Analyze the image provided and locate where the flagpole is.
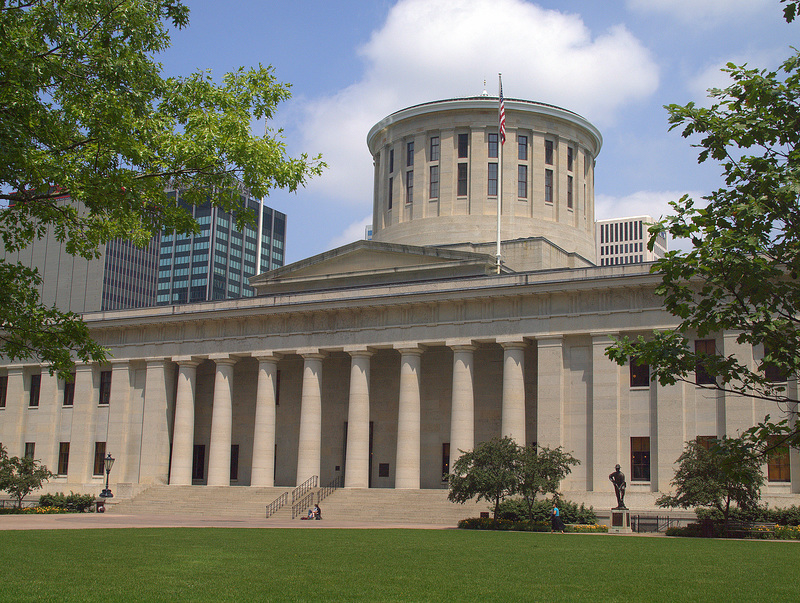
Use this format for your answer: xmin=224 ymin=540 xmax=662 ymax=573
xmin=496 ymin=74 xmax=504 ymax=274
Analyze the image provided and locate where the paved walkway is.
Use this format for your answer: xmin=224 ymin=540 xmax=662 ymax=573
xmin=0 ymin=513 xmax=459 ymax=531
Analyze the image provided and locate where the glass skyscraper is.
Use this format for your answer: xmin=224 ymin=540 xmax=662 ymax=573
xmin=156 ymin=189 xmax=286 ymax=305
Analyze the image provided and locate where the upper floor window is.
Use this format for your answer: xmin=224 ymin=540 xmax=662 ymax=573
xmin=457 ymin=163 xmax=468 ymax=196
xmin=518 ymin=135 xmax=528 ymax=160
xmin=387 ymin=177 xmax=393 ymax=210
xmin=429 ymin=136 xmax=439 ymax=162
xmin=767 ymin=436 xmax=790 ymax=482
xmin=763 ymin=344 xmax=789 ymax=383
xmin=429 ymin=165 xmax=439 ymax=199
xmin=518 ymin=165 xmax=528 ymax=199
xmin=487 ymin=163 xmax=498 ymax=196
xmin=63 ymin=374 xmax=75 ymax=407
xmin=29 ymin=374 xmax=41 ymax=407
xmin=458 ymin=133 xmax=469 ymax=159
xmin=405 ymin=170 xmax=413 ymax=204
xmin=567 ymin=147 xmax=574 ymax=171
xmin=544 ymin=169 xmax=553 ymax=204
xmin=406 ymin=141 xmax=414 ymax=167
xmin=389 ymin=148 xmax=394 ymax=173
xmin=99 ymin=370 xmax=112 ymax=405
xmin=545 ymin=140 xmax=554 ymax=165
xmin=0 ymin=375 xmax=6 ymax=408
xmin=567 ymin=176 xmax=574 ymax=209
xmin=488 ymin=133 xmax=498 ymax=159
xmin=694 ymin=339 xmax=716 ymax=385
xmin=630 ymin=358 xmax=649 ymax=388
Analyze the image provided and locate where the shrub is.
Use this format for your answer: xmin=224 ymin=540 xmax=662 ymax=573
xmin=496 ymin=498 xmax=597 ymax=524
xmin=38 ymin=491 xmax=95 ymax=512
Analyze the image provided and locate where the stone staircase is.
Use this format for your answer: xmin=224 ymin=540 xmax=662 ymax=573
xmin=108 ymin=486 xmax=291 ymax=518
xmin=107 ymin=485 xmax=489 ymax=524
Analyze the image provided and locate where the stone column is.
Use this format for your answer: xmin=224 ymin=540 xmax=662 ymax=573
xmin=207 ymin=357 xmax=236 ymax=486
xmin=395 ymin=347 xmax=422 ymax=489
xmin=536 ymin=336 xmax=564 ymax=449
xmin=591 ymin=333 xmax=620 ymax=494
xmin=140 ymin=359 xmax=172 ymax=485
xmin=345 ymin=350 xmax=372 ymax=488
xmin=1 ymin=367 xmax=25 ymax=457
xmin=36 ymin=369 xmax=60 ymax=470
xmin=251 ymin=354 xmax=280 ymax=487
xmin=501 ymin=342 xmax=527 ymax=444
xmin=449 ymin=344 xmax=476 ymax=469
xmin=70 ymin=364 xmax=97 ymax=484
xmin=296 ymin=353 xmax=324 ymax=486
xmin=169 ymin=359 xmax=200 ymax=486
xmin=721 ymin=330 xmax=755 ymax=437
xmin=106 ymin=361 xmax=133 ymax=484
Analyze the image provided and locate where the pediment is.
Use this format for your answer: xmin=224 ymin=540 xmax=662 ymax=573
xmin=250 ymin=240 xmax=502 ymax=295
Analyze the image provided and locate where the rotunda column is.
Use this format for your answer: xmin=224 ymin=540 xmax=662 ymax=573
xmin=296 ymin=353 xmax=324 ymax=486
xmin=207 ymin=357 xmax=236 ymax=486
xmin=501 ymin=342 xmax=527 ymax=444
xmin=345 ymin=350 xmax=372 ymax=488
xmin=395 ymin=347 xmax=422 ymax=489
xmin=449 ymin=344 xmax=476 ymax=469
xmin=251 ymin=354 xmax=281 ymax=487
xmin=169 ymin=359 xmax=200 ymax=486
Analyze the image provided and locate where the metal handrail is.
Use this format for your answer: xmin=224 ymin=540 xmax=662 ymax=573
xmin=317 ymin=474 xmax=343 ymax=502
xmin=292 ymin=491 xmax=317 ymax=519
xmin=265 ymin=492 xmax=288 ymax=518
xmin=291 ymin=475 xmax=318 ymax=504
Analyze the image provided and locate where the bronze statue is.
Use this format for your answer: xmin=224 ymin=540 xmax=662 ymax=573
xmin=608 ymin=464 xmax=627 ymax=509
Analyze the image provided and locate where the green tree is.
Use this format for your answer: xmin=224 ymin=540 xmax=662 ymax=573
xmin=516 ymin=445 xmax=579 ymax=521
xmin=657 ymin=438 xmax=764 ymax=532
xmin=0 ymin=445 xmax=54 ymax=508
xmin=0 ymin=1 xmax=323 ymax=379
xmin=447 ymin=436 xmax=519 ymax=521
xmin=606 ymin=2 xmax=800 ymax=451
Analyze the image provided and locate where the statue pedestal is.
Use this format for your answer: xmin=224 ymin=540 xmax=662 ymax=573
xmin=609 ymin=508 xmax=632 ymax=534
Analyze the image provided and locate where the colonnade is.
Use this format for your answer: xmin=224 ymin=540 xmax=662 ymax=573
xmin=167 ymin=340 xmax=530 ymax=489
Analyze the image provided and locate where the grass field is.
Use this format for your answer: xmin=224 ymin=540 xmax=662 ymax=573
xmin=0 ymin=528 xmax=796 ymax=602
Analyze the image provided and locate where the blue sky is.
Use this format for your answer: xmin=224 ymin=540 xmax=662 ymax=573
xmin=159 ymin=0 xmax=796 ymax=264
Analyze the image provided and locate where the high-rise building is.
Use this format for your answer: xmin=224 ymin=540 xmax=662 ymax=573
xmin=156 ymin=189 xmax=286 ymax=305
xmin=595 ymin=215 xmax=667 ymax=266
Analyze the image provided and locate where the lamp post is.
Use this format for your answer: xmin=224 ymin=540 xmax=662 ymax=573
xmin=99 ymin=452 xmax=115 ymax=498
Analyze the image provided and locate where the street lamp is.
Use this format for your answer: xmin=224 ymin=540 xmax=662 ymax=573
xmin=99 ymin=452 xmax=115 ymax=498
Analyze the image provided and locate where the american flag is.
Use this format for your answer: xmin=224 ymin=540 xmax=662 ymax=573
xmin=498 ymin=76 xmax=506 ymax=145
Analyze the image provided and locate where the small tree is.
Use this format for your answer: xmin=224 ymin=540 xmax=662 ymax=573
xmin=0 ymin=445 xmax=54 ymax=509
xmin=447 ymin=436 xmax=518 ymax=521
xmin=657 ymin=437 xmax=764 ymax=532
xmin=516 ymin=444 xmax=580 ymax=521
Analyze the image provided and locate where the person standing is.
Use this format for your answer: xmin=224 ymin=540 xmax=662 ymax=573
xmin=551 ymin=503 xmax=564 ymax=533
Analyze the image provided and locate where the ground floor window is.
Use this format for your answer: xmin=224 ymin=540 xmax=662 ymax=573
xmin=631 ymin=437 xmax=650 ymax=481
xmin=58 ymin=442 xmax=70 ymax=475
xmin=192 ymin=444 xmax=205 ymax=481
xmin=767 ymin=436 xmax=790 ymax=482
xmin=230 ymin=444 xmax=239 ymax=481
xmin=93 ymin=442 xmax=106 ymax=476
xmin=24 ymin=442 xmax=34 ymax=460
xmin=441 ymin=443 xmax=450 ymax=480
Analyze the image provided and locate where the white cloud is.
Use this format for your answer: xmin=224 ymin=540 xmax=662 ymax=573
xmin=326 ymin=214 xmax=373 ymax=250
xmin=294 ymin=0 xmax=659 ymax=207
xmin=687 ymin=49 xmax=789 ymax=105
xmin=626 ymin=0 xmax=772 ymax=21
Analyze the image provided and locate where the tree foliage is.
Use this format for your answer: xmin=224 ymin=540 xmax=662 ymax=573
xmin=0 ymin=445 xmax=54 ymax=508
xmin=606 ymin=2 xmax=800 ymax=449
xmin=0 ymin=1 xmax=323 ymax=378
xmin=447 ymin=437 xmax=579 ymax=521
xmin=657 ymin=438 xmax=764 ymax=530
xmin=448 ymin=437 xmax=519 ymax=521
xmin=516 ymin=445 xmax=580 ymax=521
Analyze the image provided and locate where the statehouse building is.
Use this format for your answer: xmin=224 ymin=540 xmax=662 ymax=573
xmin=1 ymin=96 xmax=797 ymax=510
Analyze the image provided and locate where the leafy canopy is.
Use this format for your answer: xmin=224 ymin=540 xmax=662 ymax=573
xmin=0 ymin=1 xmax=323 ymax=378
xmin=657 ymin=438 xmax=764 ymax=527
xmin=606 ymin=2 xmax=800 ymax=449
xmin=0 ymin=444 xmax=54 ymax=508
xmin=447 ymin=437 xmax=579 ymax=521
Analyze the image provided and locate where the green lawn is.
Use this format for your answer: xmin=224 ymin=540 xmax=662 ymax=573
xmin=0 ymin=529 xmax=795 ymax=602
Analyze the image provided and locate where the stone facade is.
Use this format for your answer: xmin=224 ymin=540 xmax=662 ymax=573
xmin=0 ymin=97 xmax=797 ymax=508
